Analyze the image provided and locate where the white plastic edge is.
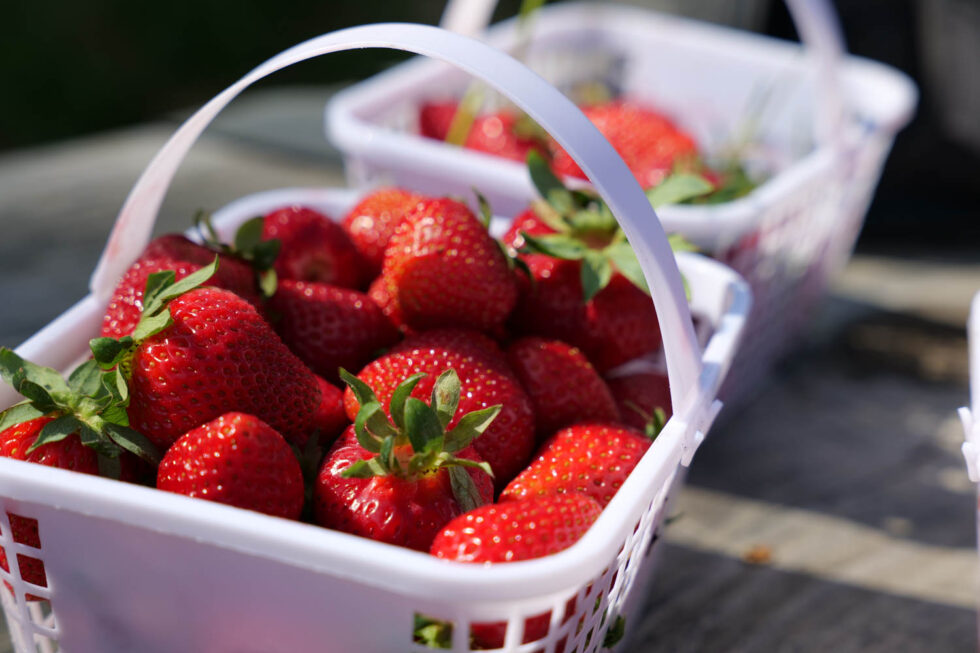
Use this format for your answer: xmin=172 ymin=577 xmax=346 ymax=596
xmin=439 ymin=0 xmax=847 ymax=143
xmin=88 ymin=22 xmax=701 ymax=407
xmin=960 ymin=291 xmax=980 ymax=483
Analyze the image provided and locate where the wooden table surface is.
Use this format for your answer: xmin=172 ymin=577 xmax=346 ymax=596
xmin=0 ymin=86 xmax=977 ymax=652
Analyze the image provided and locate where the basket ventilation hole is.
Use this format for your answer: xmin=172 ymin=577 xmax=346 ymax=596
xmin=1 ymin=514 xmax=48 ymax=601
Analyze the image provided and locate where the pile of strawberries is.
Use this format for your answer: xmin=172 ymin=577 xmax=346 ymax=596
xmin=0 ymin=161 xmax=691 ymax=646
xmin=421 ymin=97 xmax=723 ymax=193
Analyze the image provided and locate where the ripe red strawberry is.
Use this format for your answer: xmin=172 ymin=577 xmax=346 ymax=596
xmin=312 ymin=375 xmax=349 ymax=443
xmin=388 ymin=328 xmax=510 ymax=373
xmin=157 ymin=412 xmax=304 ymax=519
xmin=549 ymin=100 xmax=699 ymax=189
xmin=314 ymin=370 xmax=496 ymax=550
xmin=262 ymin=206 xmax=366 ymax=288
xmin=419 ymin=101 xmax=549 ymax=164
xmin=341 ymin=188 xmax=424 ymax=276
xmin=506 ymin=337 xmax=620 ymax=438
xmin=511 ymin=255 xmax=662 ymax=373
xmin=367 ymin=276 xmax=411 ymax=335
xmin=606 ymin=371 xmax=672 ymax=435
xmin=418 ymin=100 xmax=458 ymax=141
xmin=382 ymin=197 xmax=518 ymax=333
xmin=101 ymin=234 xmax=260 ymax=339
xmin=500 ymin=423 xmax=652 ymax=507
xmin=267 ymin=279 xmax=400 ymax=384
xmin=503 ymin=157 xmax=670 ymax=373
xmin=343 ymin=330 xmax=534 ymax=489
xmin=99 ymin=264 xmax=321 ymax=451
xmin=430 ymin=493 xmax=601 ymax=648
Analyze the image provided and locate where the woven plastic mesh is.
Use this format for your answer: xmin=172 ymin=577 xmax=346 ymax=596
xmin=0 ymin=510 xmax=58 ymax=652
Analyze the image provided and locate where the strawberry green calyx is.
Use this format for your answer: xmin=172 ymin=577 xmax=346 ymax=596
xmin=90 ymin=257 xmax=219 ymax=373
xmin=472 ymin=189 xmax=534 ymax=281
xmin=622 ymin=400 xmax=668 ymax=440
xmin=0 ymin=348 xmax=160 ymax=473
xmin=338 ymin=368 xmax=498 ymax=512
xmin=522 ymin=151 xmax=709 ymax=301
xmin=195 ymin=211 xmax=281 ymax=298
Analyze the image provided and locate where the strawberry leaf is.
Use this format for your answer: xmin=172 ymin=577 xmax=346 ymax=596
xmin=604 ymin=242 xmax=650 ymax=295
xmin=233 ymin=216 xmax=265 ymax=253
xmin=0 ymin=402 xmax=43 ymax=433
xmin=251 ymin=240 xmax=282 ymax=272
xmin=668 ymin=233 xmax=699 ymax=253
xmin=131 ymin=310 xmax=172 ymax=343
xmin=353 ymin=401 xmax=386 ymax=453
xmin=430 ymin=369 xmax=461 ymax=429
xmin=258 ymin=268 xmax=278 ymax=299
xmin=646 ymin=174 xmax=714 ymax=208
xmin=341 ymin=457 xmax=389 ymax=479
xmin=339 ymin=368 xmax=380 ymax=412
xmin=28 ymin=415 xmax=81 ymax=452
xmin=89 ymin=337 xmax=134 ymax=370
xmin=155 ymin=257 xmax=219 ymax=306
xmin=0 ymin=348 xmax=70 ymax=396
xmin=16 ymin=381 xmax=59 ymax=414
xmin=448 ymin=465 xmax=486 ymax=512
xmin=527 ymin=151 xmax=575 ymax=216
xmin=141 ymin=270 xmax=177 ymax=313
xmin=474 ymin=190 xmax=494 ymax=230
xmin=520 ymin=232 xmax=588 ymax=260
xmin=403 ymin=398 xmax=443 ymax=454
xmin=68 ymin=360 xmax=104 ymax=396
xmin=390 ymin=373 xmax=426 ymax=430
xmin=581 ymin=250 xmax=613 ymax=302
xmin=445 ymin=85 xmax=484 ymax=147
xmin=104 ymin=423 xmax=161 ymax=464
xmin=444 ymin=405 xmax=501 ymax=453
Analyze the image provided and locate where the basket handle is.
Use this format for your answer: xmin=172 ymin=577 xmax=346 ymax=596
xmin=89 ymin=22 xmax=702 ymax=411
xmin=439 ymin=0 xmax=847 ymax=145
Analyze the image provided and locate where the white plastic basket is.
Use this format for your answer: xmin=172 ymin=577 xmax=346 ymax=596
xmin=327 ymin=0 xmax=917 ymax=405
xmin=0 ymin=24 xmax=749 ymax=652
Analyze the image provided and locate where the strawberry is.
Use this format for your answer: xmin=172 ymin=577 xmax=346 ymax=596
xmin=91 ymin=261 xmax=321 ymax=451
xmin=465 ymin=111 xmax=549 ymax=163
xmin=382 ymin=197 xmax=518 ymax=333
xmin=430 ymin=493 xmax=602 ymax=648
xmin=418 ymin=100 xmax=458 ymax=141
xmin=101 ymin=234 xmax=260 ymax=339
xmin=606 ymin=371 xmax=672 ymax=436
xmin=504 ymin=154 xmax=714 ymax=372
xmin=262 ymin=206 xmax=366 ymax=288
xmin=367 ymin=276 xmax=411 ymax=335
xmin=157 ymin=412 xmax=304 ymax=519
xmin=512 ymin=255 xmax=662 ymax=373
xmin=267 ymin=279 xmax=400 ymax=384
xmin=387 ymin=328 xmax=510 ymax=373
xmin=343 ymin=330 xmax=534 ymax=489
xmin=314 ymin=369 xmax=496 ymax=550
xmin=549 ymin=100 xmax=700 ymax=189
xmin=341 ymin=188 xmax=424 ymax=276
xmin=419 ymin=101 xmax=549 ymax=164
xmin=506 ymin=337 xmax=620 ymax=438
xmin=312 ymin=375 xmax=349 ymax=444
xmin=500 ymin=423 xmax=652 ymax=507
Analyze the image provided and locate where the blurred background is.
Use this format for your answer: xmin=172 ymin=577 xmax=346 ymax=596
xmin=2 ymin=0 xmax=978 ymax=246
